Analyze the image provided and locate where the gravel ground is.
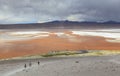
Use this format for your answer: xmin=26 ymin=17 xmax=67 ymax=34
xmin=1 ymin=55 xmax=120 ymax=76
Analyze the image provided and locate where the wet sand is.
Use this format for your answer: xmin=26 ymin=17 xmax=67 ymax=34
xmin=1 ymin=55 xmax=120 ymax=76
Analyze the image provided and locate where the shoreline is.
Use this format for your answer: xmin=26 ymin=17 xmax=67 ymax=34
xmin=1 ymin=50 xmax=120 ymax=61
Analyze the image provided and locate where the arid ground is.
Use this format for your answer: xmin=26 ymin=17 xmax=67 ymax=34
xmin=1 ymin=55 xmax=120 ymax=76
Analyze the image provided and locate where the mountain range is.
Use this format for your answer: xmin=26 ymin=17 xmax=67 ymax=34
xmin=0 ymin=21 xmax=120 ymax=29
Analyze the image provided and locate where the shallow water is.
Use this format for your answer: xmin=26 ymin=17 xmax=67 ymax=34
xmin=0 ymin=29 xmax=120 ymax=42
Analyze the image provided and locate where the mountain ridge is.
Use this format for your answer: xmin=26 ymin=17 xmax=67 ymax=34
xmin=0 ymin=21 xmax=120 ymax=29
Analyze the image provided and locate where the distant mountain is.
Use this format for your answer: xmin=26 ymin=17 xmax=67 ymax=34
xmin=46 ymin=20 xmax=98 ymax=24
xmin=101 ymin=21 xmax=120 ymax=24
xmin=0 ymin=21 xmax=120 ymax=29
xmin=47 ymin=20 xmax=120 ymax=24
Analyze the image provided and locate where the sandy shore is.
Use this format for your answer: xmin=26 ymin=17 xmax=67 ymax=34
xmin=1 ymin=55 xmax=120 ymax=76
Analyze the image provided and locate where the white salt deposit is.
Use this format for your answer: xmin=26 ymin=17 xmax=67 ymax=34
xmin=72 ymin=31 xmax=120 ymax=39
xmin=1 ymin=29 xmax=120 ymax=43
xmin=98 ymin=29 xmax=120 ymax=32
xmin=55 ymin=32 xmax=64 ymax=36
xmin=10 ymin=31 xmax=49 ymax=35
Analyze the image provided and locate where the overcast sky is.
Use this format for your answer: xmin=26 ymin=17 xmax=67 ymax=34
xmin=0 ymin=0 xmax=120 ymax=24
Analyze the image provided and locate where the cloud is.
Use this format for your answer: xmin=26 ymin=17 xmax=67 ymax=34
xmin=66 ymin=14 xmax=85 ymax=21
xmin=0 ymin=0 xmax=120 ymax=24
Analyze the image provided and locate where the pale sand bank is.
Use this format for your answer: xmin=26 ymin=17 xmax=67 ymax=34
xmin=1 ymin=55 xmax=120 ymax=76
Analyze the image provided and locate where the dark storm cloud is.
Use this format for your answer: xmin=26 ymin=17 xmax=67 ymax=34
xmin=0 ymin=0 xmax=120 ymax=24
